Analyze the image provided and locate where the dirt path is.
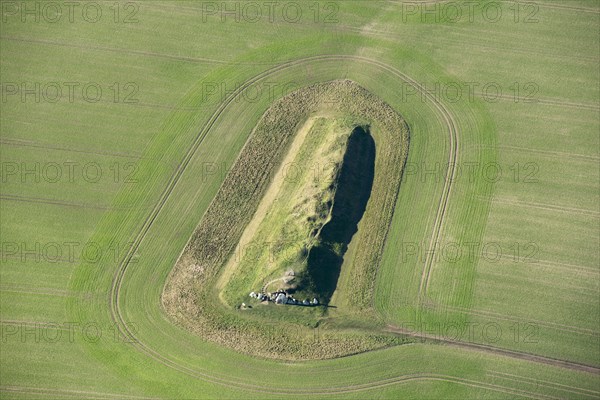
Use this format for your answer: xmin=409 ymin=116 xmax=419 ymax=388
xmin=261 ymin=277 xmax=287 ymax=294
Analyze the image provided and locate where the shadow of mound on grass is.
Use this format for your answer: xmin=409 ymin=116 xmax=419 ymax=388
xmin=300 ymin=125 xmax=375 ymax=304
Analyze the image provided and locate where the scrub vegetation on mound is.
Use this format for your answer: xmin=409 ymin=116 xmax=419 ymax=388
xmin=162 ymin=80 xmax=410 ymax=359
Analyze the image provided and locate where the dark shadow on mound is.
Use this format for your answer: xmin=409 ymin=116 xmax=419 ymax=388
xmin=301 ymin=126 xmax=375 ymax=304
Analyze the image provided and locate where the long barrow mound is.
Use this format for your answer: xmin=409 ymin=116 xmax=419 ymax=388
xmin=162 ymin=80 xmax=410 ymax=360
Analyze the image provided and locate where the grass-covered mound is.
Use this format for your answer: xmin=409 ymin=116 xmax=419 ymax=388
xmin=162 ymin=80 xmax=410 ymax=359
xmin=220 ymin=118 xmax=377 ymax=310
xmin=300 ymin=126 xmax=375 ymax=304
xmin=220 ymin=116 xmax=354 ymax=307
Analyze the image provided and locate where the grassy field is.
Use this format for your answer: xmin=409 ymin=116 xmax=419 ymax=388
xmin=1 ymin=0 xmax=599 ymax=398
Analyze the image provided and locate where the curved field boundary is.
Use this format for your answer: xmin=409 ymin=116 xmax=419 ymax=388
xmin=105 ymin=54 xmax=459 ymax=392
xmin=102 ymin=55 xmax=594 ymax=394
xmin=408 ymin=77 xmax=457 ymax=298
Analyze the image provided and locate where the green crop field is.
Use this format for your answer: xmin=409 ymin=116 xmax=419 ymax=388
xmin=1 ymin=1 xmax=599 ymax=398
